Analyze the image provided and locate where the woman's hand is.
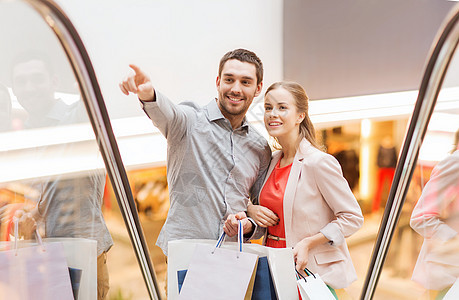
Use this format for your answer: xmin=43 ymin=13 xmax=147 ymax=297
xmin=293 ymin=238 xmax=312 ymax=273
xmin=293 ymin=233 xmax=329 ymax=273
xmin=247 ymin=203 xmax=279 ymax=228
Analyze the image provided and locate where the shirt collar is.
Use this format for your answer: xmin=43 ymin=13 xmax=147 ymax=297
xmin=27 ymin=99 xmax=69 ymax=127
xmin=206 ymin=98 xmax=250 ymax=132
xmin=46 ymin=99 xmax=70 ymax=122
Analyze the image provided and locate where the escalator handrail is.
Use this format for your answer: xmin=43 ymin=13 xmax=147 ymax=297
xmin=361 ymin=3 xmax=459 ymax=299
xmin=24 ymin=0 xmax=162 ymax=299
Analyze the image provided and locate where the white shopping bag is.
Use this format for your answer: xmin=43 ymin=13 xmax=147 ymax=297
xmin=178 ymin=243 xmax=257 ymax=299
xmin=168 ymin=236 xmax=297 ymax=300
xmin=0 ymin=236 xmax=97 ymax=300
xmin=444 ymin=278 xmax=459 ymax=300
xmin=0 ymin=219 xmax=74 ymax=300
xmin=0 ymin=242 xmax=74 ymax=300
xmin=45 ymin=237 xmax=97 ymax=300
xmin=178 ymin=221 xmax=258 ymax=300
xmin=296 ymin=269 xmax=336 ymax=300
xmin=266 ymin=247 xmax=298 ymax=300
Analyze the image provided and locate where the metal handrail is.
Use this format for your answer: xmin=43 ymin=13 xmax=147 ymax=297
xmin=23 ymin=0 xmax=162 ymax=299
xmin=360 ymin=3 xmax=459 ymax=299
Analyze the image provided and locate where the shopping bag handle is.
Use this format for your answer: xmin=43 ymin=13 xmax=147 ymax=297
xmin=13 ymin=216 xmax=19 ymax=254
xmin=12 ymin=216 xmax=45 ymax=255
xmin=295 ymin=268 xmax=316 ymax=282
xmin=213 ymin=220 xmax=243 ymax=255
xmin=215 ymin=231 xmax=226 ymax=249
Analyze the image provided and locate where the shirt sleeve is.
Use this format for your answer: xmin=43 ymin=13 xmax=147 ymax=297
xmin=249 ymin=143 xmax=272 ymax=205
xmin=314 ymin=154 xmax=364 ymax=246
xmin=245 ymin=145 xmax=271 ymax=240
xmin=410 ymin=153 xmax=459 ymax=241
xmin=141 ymin=91 xmax=193 ymax=142
xmin=247 ymin=217 xmax=267 ymax=241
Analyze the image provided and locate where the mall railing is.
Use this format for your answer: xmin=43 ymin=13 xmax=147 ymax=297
xmin=22 ymin=0 xmax=162 ymax=299
xmin=361 ymin=3 xmax=459 ymax=299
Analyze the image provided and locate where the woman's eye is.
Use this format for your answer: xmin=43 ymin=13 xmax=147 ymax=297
xmin=265 ymin=107 xmax=272 ymax=111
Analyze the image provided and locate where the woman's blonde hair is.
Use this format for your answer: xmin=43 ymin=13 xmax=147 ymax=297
xmin=265 ymin=81 xmax=322 ymax=150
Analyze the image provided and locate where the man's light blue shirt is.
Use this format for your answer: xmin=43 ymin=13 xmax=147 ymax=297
xmin=142 ymin=92 xmax=271 ymax=255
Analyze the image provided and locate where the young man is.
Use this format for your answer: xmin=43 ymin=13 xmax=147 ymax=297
xmin=120 ymin=48 xmax=272 ymax=255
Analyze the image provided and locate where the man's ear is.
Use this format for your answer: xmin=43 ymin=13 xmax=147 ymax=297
xmin=216 ymin=76 xmax=221 ymax=88
xmin=254 ymin=82 xmax=263 ymax=97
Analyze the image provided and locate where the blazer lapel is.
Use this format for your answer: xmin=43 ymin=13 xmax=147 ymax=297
xmin=283 ymin=139 xmax=313 ymax=245
xmin=283 ymin=153 xmax=303 ymax=245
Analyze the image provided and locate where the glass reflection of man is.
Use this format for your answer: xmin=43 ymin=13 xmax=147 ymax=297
xmin=410 ymin=129 xmax=459 ymax=299
xmin=0 ymin=83 xmax=12 ymax=132
xmin=11 ymin=52 xmax=113 ymax=300
xmin=11 ymin=52 xmax=84 ymax=128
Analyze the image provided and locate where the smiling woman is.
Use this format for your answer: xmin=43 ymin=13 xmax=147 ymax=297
xmin=225 ymin=81 xmax=364 ymax=298
xmin=264 ymin=81 xmax=321 ymax=152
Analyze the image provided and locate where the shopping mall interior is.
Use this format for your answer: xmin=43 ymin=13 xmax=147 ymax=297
xmin=1 ymin=0 xmax=459 ymax=299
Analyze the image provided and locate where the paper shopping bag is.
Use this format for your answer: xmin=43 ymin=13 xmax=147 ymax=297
xmin=169 ymin=238 xmax=297 ymax=300
xmin=444 ymin=278 xmax=459 ymax=300
xmin=0 ymin=242 xmax=74 ymax=300
xmin=0 ymin=237 xmax=98 ymax=299
xmin=177 ymin=257 xmax=270 ymax=300
xmin=177 ymin=269 xmax=188 ymax=293
xmin=178 ymin=243 xmax=258 ymax=299
xmin=178 ymin=221 xmax=258 ymax=300
xmin=245 ymin=256 xmax=258 ymax=300
xmin=68 ymin=267 xmax=83 ymax=300
xmin=266 ymin=247 xmax=298 ymax=300
xmin=252 ymin=256 xmax=277 ymax=300
xmin=296 ymin=269 xmax=336 ymax=300
xmin=45 ymin=238 xmax=97 ymax=300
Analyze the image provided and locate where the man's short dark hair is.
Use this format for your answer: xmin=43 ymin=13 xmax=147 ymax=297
xmin=218 ymin=49 xmax=263 ymax=85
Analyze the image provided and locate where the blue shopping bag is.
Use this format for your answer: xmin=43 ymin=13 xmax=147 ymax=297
xmin=177 ymin=269 xmax=187 ymax=293
xmin=252 ymin=256 xmax=277 ymax=300
xmin=68 ymin=267 xmax=83 ymax=300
